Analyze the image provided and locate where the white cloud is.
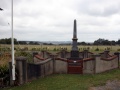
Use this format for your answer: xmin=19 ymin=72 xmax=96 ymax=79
xmin=0 ymin=0 xmax=120 ymax=42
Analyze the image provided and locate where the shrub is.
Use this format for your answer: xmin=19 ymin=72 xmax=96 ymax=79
xmin=15 ymin=51 xmax=33 ymax=63
xmin=106 ymin=47 xmax=110 ymax=50
xmin=95 ymin=48 xmax=99 ymax=51
xmin=53 ymin=48 xmax=56 ymax=51
xmin=117 ymin=49 xmax=120 ymax=51
xmin=0 ymin=65 xmax=9 ymax=78
xmin=87 ymin=47 xmax=90 ymax=50
xmin=31 ymin=48 xmax=36 ymax=51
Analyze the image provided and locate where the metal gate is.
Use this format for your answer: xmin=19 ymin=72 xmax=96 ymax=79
xmin=67 ymin=60 xmax=83 ymax=74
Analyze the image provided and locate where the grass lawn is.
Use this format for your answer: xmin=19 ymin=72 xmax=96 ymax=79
xmin=2 ymin=69 xmax=120 ymax=90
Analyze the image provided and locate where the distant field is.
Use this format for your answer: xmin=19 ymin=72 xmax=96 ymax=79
xmin=0 ymin=44 xmax=119 ymax=66
xmin=0 ymin=44 xmax=120 ymax=52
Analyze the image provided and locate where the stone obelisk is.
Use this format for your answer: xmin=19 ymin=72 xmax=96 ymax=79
xmin=71 ymin=19 xmax=79 ymax=59
xmin=72 ymin=19 xmax=78 ymax=51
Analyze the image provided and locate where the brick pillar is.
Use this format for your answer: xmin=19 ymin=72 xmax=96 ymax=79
xmin=16 ymin=56 xmax=27 ymax=85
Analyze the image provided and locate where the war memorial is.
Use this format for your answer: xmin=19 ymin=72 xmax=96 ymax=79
xmin=7 ymin=19 xmax=120 ymax=85
xmin=0 ymin=19 xmax=120 ymax=87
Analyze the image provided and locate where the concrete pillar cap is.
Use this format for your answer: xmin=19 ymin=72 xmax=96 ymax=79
xmin=16 ymin=56 xmax=27 ymax=61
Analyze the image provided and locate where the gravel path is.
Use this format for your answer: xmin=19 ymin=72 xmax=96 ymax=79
xmin=89 ymin=80 xmax=120 ymax=90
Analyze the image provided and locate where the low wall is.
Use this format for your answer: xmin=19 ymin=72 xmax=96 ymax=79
xmin=95 ymin=55 xmax=118 ymax=73
xmin=83 ymin=59 xmax=95 ymax=74
xmin=83 ymin=54 xmax=119 ymax=74
xmin=55 ymin=59 xmax=67 ymax=74
xmin=33 ymin=55 xmax=119 ymax=75
xmin=14 ymin=52 xmax=119 ymax=85
xmin=27 ymin=58 xmax=53 ymax=81
xmin=27 ymin=63 xmax=41 ymax=80
xmin=34 ymin=58 xmax=53 ymax=77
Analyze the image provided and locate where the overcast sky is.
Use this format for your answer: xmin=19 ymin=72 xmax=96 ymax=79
xmin=0 ymin=0 xmax=120 ymax=42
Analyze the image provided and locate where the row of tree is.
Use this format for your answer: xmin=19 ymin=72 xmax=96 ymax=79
xmin=78 ymin=38 xmax=120 ymax=45
xmin=0 ymin=38 xmax=18 ymax=44
xmin=0 ymin=38 xmax=120 ymax=45
xmin=93 ymin=38 xmax=117 ymax=45
xmin=0 ymin=38 xmax=53 ymax=45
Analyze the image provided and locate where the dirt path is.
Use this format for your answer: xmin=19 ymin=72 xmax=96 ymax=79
xmin=89 ymin=80 xmax=120 ymax=90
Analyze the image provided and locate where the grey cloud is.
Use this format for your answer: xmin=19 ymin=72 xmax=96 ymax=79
xmin=75 ymin=0 xmax=120 ymax=17
xmin=0 ymin=18 xmax=8 ymax=26
xmin=0 ymin=0 xmax=10 ymax=9
xmin=0 ymin=0 xmax=120 ymax=42
xmin=77 ymin=33 xmax=119 ymax=42
xmin=0 ymin=26 xmax=11 ymax=39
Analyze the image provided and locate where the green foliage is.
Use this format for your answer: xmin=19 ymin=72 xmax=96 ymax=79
xmin=31 ymin=47 xmax=42 ymax=51
xmin=56 ymin=49 xmax=59 ymax=51
xmin=0 ymin=38 xmax=18 ymax=44
xmin=106 ymin=47 xmax=111 ymax=51
xmin=31 ymin=48 xmax=37 ymax=51
xmin=42 ymin=47 xmax=48 ymax=51
xmin=37 ymin=48 xmax=41 ymax=51
xmin=94 ymin=38 xmax=116 ymax=45
xmin=53 ymin=48 xmax=56 ymax=51
xmin=87 ymin=47 xmax=90 ymax=50
xmin=117 ymin=49 xmax=120 ymax=51
xmin=117 ymin=39 xmax=120 ymax=44
xmin=15 ymin=51 xmax=33 ymax=63
xmin=0 ymin=47 xmax=10 ymax=51
xmin=0 ymin=65 xmax=9 ymax=78
xmin=95 ymin=48 xmax=99 ymax=51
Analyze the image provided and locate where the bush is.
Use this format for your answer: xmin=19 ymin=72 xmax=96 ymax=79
xmin=31 ymin=48 xmax=36 ymax=51
xmin=0 ymin=65 xmax=9 ymax=78
xmin=107 ymin=47 xmax=110 ymax=50
xmin=15 ymin=51 xmax=33 ymax=63
xmin=87 ymin=47 xmax=90 ymax=50
xmin=95 ymin=48 xmax=99 ymax=51
xmin=37 ymin=48 xmax=41 ymax=51
xmin=53 ymin=48 xmax=56 ymax=51
xmin=117 ymin=49 xmax=120 ymax=51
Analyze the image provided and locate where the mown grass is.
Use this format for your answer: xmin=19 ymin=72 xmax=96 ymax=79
xmin=2 ymin=69 xmax=120 ymax=90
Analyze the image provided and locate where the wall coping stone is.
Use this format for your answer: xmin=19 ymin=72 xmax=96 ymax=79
xmin=16 ymin=56 xmax=27 ymax=61
xmin=35 ymin=58 xmax=52 ymax=65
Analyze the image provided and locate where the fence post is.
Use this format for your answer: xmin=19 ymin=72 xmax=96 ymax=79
xmin=114 ymin=52 xmax=120 ymax=68
xmin=16 ymin=56 xmax=27 ymax=85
